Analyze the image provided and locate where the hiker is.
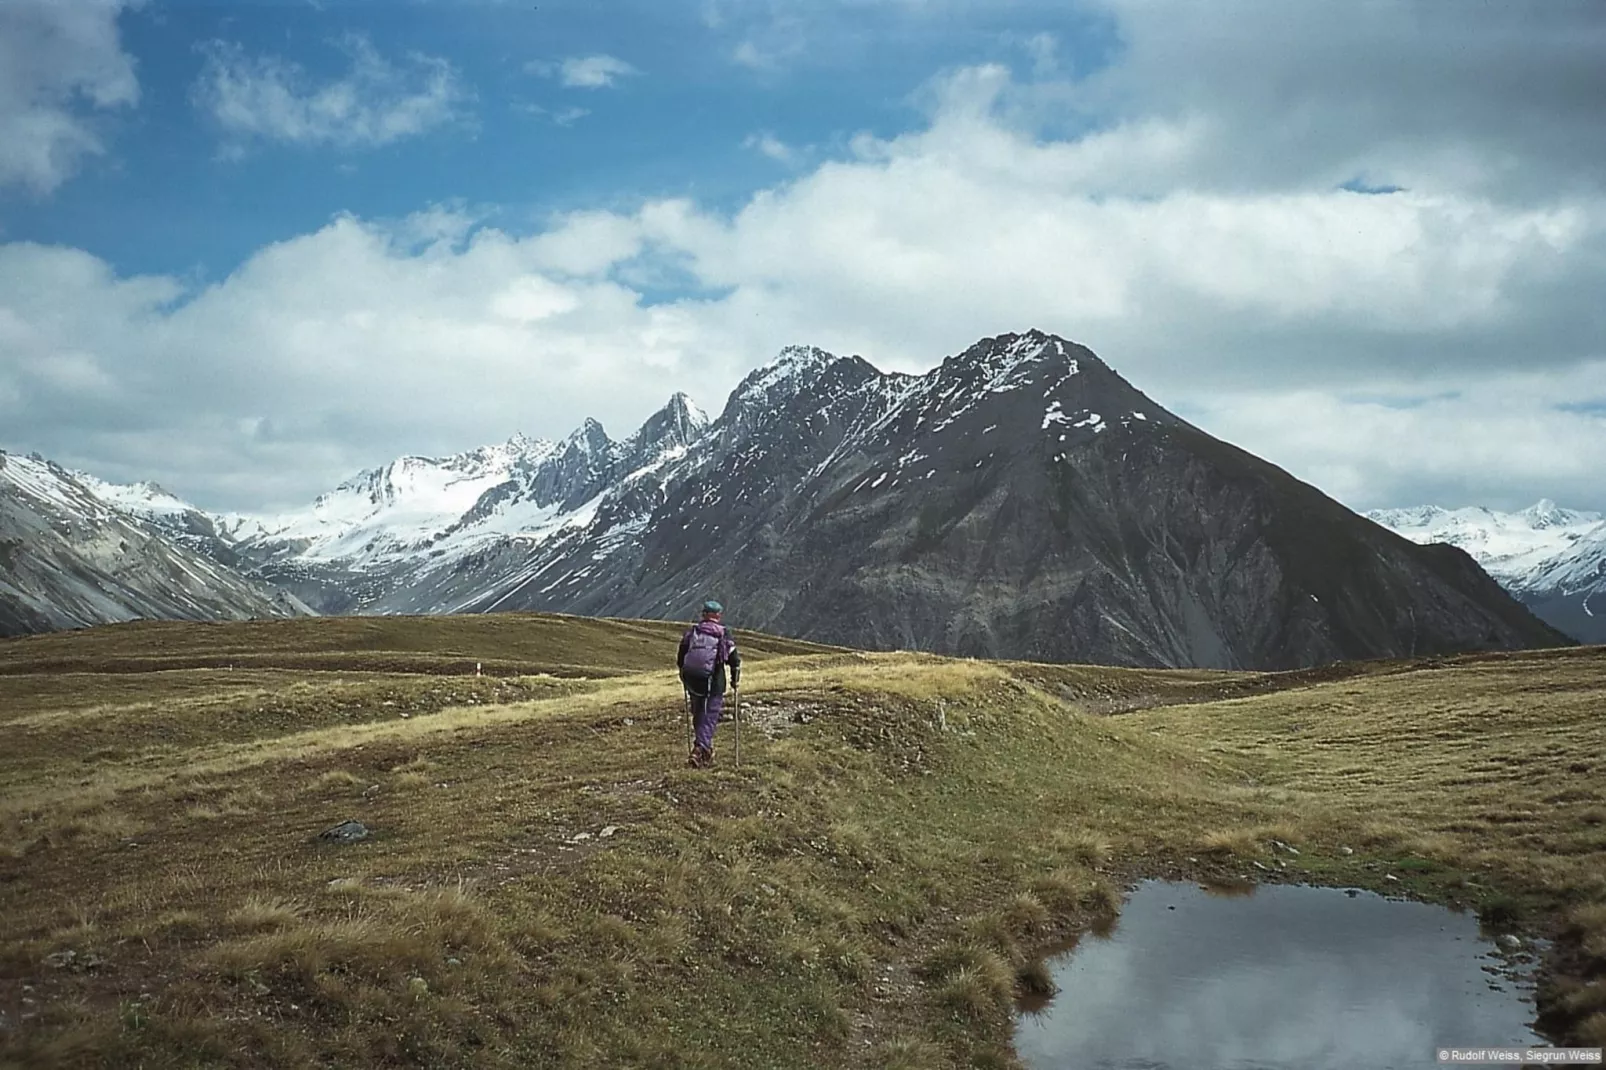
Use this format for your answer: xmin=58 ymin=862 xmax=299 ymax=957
xmin=678 ymin=600 xmax=742 ymax=768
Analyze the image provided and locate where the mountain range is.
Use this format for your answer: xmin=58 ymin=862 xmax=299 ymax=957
xmin=0 ymin=452 xmax=307 ymax=635
xmin=1369 ymin=502 xmax=1606 ymax=644
xmin=1 ymin=330 xmax=1575 ymax=667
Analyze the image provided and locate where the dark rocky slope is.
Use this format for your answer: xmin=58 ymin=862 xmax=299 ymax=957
xmin=425 ymin=331 xmax=1566 ymax=669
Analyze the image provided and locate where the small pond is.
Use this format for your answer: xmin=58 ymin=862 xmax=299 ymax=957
xmin=1016 ymin=880 xmax=1546 ymax=1070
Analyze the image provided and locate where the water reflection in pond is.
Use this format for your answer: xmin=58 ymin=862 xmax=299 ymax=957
xmin=1016 ymin=881 xmax=1545 ymax=1070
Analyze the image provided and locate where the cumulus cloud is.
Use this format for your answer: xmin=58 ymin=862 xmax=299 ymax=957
xmin=192 ymin=35 xmax=469 ymax=151
xmin=1074 ymin=0 xmax=1606 ymax=201
xmin=3 ymin=0 xmax=1603 ymax=513
xmin=1190 ymin=363 xmax=1606 ymax=512
xmin=527 ymin=54 xmax=640 ymax=89
xmin=0 ymin=0 xmax=140 ymax=194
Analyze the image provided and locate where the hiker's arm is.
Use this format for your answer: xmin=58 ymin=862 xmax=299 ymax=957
xmin=728 ymin=645 xmax=742 ymax=687
xmin=677 ymin=632 xmax=690 ymax=670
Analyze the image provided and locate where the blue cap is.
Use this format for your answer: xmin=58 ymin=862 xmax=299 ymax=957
xmin=702 ymin=599 xmax=723 ymax=614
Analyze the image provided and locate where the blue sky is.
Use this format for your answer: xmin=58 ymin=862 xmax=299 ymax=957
xmin=2 ymin=0 xmax=1604 ymax=513
xmin=8 ymin=0 xmax=1117 ymax=282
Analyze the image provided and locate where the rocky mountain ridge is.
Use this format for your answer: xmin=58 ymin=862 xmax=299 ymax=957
xmin=0 ymin=451 xmax=308 ymax=636
xmin=2 ymin=330 xmax=1572 ymax=665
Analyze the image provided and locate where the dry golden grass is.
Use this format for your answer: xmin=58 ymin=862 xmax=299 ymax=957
xmin=1051 ymin=828 xmax=1113 ymax=865
xmin=0 ymin=617 xmax=1601 ymax=1067
xmin=226 ymin=898 xmax=302 ymax=934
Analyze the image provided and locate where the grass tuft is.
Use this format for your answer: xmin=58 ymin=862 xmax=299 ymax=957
xmin=1566 ymin=902 xmax=1606 ymax=961
xmin=1002 ymin=892 xmax=1051 ymax=936
xmin=227 ymin=897 xmax=302 ymax=934
xmin=1082 ymin=879 xmax=1123 ymax=916
xmin=1016 ymin=957 xmax=1058 ymax=998
xmin=1198 ymin=828 xmax=1262 ymax=857
xmin=936 ymin=955 xmax=1015 ymax=1021
xmin=874 ymin=1035 xmax=947 ymax=1070
xmin=1030 ymin=867 xmax=1093 ymax=914
xmin=1052 ymin=828 xmax=1112 ymax=865
xmin=309 ymin=770 xmax=366 ymax=792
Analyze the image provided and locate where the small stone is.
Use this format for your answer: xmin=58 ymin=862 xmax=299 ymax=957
xmin=327 ymin=877 xmax=362 ymax=891
xmin=1338 ymin=846 xmax=1354 ymax=856
xmin=1497 ymin=934 xmax=1522 ymax=951
xmin=599 ymin=826 xmax=619 ymax=839
xmin=362 ymin=784 xmax=381 ymax=797
xmin=44 ymin=950 xmax=76 ymax=969
xmin=408 ymin=977 xmax=429 ymax=999
xmin=1186 ymin=857 xmax=1199 ymax=864
xmin=572 ymin=832 xmax=593 ymax=842
xmin=318 ymin=820 xmax=370 ymax=843
xmin=1384 ymin=874 xmax=1400 ymax=882
xmin=446 ymin=957 xmax=462 ymax=967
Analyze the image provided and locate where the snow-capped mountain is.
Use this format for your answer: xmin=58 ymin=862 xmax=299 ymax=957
xmin=228 ymin=432 xmax=561 ymax=565
xmin=5 ymin=330 xmax=1571 ymax=663
xmin=1368 ymin=502 xmax=1606 ymax=643
xmin=0 ymin=451 xmax=308 ymax=636
xmin=216 ymin=330 xmax=1562 ymax=668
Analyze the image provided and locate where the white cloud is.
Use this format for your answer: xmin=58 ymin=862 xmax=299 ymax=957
xmin=1074 ymin=0 xmax=1606 ymax=201
xmin=743 ymin=131 xmax=796 ymax=163
xmin=528 ymin=54 xmax=640 ymax=90
xmin=732 ymin=41 xmax=772 ymax=69
xmin=192 ymin=35 xmax=469 ymax=151
xmin=4 ymin=3 xmax=1604 ymax=514
xmin=0 ymin=0 xmax=140 ymax=194
xmin=1191 ymin=366 xmax=1606 ymax=512
xmin=518 ymin=102 xmax=591 ymax=126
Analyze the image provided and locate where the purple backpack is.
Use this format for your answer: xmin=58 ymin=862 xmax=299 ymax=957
xmin=681 ymin=621 xmax=727 ymax=680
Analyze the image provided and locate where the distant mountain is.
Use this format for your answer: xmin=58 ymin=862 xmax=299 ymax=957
xmin=219 ymin=330 xmax=1565 ymax=669
xmin=0 ymin=451 xmax=309 ymax=637
xmin=1368 ymin=502 xmax=1606 ymax=643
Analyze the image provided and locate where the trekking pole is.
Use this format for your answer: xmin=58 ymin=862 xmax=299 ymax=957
xmin=684 ymin=687 xmax=693 ymax=756
xmin=734 ymin=686 xmax=741 ymax=768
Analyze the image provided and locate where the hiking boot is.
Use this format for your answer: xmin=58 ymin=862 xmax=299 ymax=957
xmin=687 ymin=744 xmax=714 ymax=769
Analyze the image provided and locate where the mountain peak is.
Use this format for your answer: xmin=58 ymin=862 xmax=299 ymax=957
xmin=1522 ymin=498 xmax=1564 ymax=527
xmin=721 ymin=345 xmax=881 ymax=433
xmin=664 ymin=391 xmax=710 ymax=429
xmin=735 ymin=345 xmax=845 ymax=397
xmin=562 ymin=418 xmax=613 ymax=455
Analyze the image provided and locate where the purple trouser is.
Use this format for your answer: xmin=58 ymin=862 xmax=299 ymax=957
xmin=691 ymin=691 xmax=725 ymax=750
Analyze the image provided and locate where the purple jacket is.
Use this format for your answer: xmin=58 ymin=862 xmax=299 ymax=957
xmin=678 ymin=619 xmax=742 ymax=695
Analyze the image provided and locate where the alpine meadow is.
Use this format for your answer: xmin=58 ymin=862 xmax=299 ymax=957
xmin=1 ymin=617 xmax=1604 ymax=1067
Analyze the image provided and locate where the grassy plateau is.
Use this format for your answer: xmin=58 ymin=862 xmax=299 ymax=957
xmin=0 ymin=614 xmax=1603 ymax=1068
